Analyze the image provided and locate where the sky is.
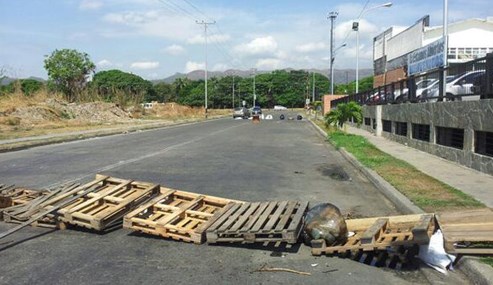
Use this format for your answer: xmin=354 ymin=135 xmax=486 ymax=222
xmin=1 ymin=0 xmax=492 ymax=80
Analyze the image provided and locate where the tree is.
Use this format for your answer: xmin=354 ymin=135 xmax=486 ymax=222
xmin=44 ymin=49 xmax=95 ymax=101
xmin=324 ymin=101 xmax=362 ymax=130
xmin=153 ymin=82 xmax=175 ymax=102
xmin=92 ymin=69 xmax=153 ymax=103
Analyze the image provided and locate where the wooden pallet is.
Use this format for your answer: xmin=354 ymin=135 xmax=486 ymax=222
xmin=206 ymin=201 xmax=308 ymax=244
xmin=436 ymin=208 xmax=493 ymax=255
xmin=58 ymin=175 xmax=159 ymax=231
xmin=0 ymin=185 xmax=48 ymax=209
xmin=311 ymin=213 xmax=435 ymax=256
xmin=123 ymin=188 xmax=240 ymax=244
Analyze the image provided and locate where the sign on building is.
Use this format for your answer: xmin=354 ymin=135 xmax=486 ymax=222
xmin=408 ymin=37 xmax=445 ymax=75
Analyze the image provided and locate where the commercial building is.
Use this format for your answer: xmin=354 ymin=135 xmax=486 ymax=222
xmin=373 ymin=16 xmax=493 ymax=87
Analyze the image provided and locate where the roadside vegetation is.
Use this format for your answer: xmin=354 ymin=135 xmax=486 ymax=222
xmin=320 ymin=102 xmax=484 ymax=213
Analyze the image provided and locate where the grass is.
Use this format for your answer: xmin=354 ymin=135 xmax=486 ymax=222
xmin=482 ymin=257 xmax=493 ymax=267
xmin=315 ymin=121 xmax=485 ymax=213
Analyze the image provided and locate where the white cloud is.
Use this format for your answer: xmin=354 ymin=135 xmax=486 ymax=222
xmin=163 ymin=44 xmax=185 ymax=55
xmin=79 ymin=0 xmax=103 ymax=10
xmin=185 ymin=61 xmax=205 ymax=73
xmin=97 ymin=59 xmax=113 ymax=68
xmin=130 ymin=61 xmax=160 ymax=70
xmin=187 ymin=34 xmax=231 ymax=45
xmin=234 ymin=36 xmax=278 ymax=57
xmin=256 ymin=58 xmax=282 ymax=70
xmin=295 ymin=42 xmax=328 ymax=53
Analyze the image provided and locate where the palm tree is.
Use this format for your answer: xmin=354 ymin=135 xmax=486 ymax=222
xmin=324 ymin=101 xmax=362 ymax=131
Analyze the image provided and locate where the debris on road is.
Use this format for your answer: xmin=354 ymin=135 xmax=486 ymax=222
xmin=206 ymin=201 xmax=308 ymax=245
xmin=436 ymin=208 xmax=493 ymax=255
xmin=254 ymin=264 xmax=311 ymax=276
xmin=124 ymin=188 xmax=240 ymax=244
xmin=302 ymin=203 xmax=348 ymax=246
xmin=0 ymin=184 xmax=48 ymax=210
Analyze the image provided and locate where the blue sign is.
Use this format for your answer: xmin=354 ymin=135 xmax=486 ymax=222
xmin=408 ymin=38 xmax=445 ymax=75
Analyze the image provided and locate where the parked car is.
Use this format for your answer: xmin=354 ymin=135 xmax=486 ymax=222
xmin=273 ymin=105 xmax=287 ymax=110
xmin=395 ymin=79 xmax=438 ymax=103
xmin=233 ymin=107 xmax=250 ymax=119
xmin=422 ymin=70 xmax=485 ymax=102
xmin=471 ymin=72 xmax=493 ymax=99
xmin=251 ymin=106 xmax=262 ymax=115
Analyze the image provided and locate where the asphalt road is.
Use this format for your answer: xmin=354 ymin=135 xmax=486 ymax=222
xmin=0 ymin=111 xmax=469 ymax=284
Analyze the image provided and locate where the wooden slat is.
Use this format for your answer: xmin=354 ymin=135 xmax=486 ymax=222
xmin=227 ymin=202 xmax=260 ymax=232
xmin=217 ymin=202 xmax=250 ymax=232
xmin=274 ymin=201 xmax=297 ymax=231
xmin=250 ymin=202 xmax=278 ymax=233
xmin=239 ymin=202 xmax=269 ymax=232
xmin=286 ymin=201 xmax=308 ymax=232
xmin=360 ymin=218 xmax=388 ymax=244
xmin=262 ymin=201 xmax=288 ymax=232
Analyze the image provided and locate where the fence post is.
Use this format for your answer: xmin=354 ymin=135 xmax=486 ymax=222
xmin=485 ymin=53 xmax=493 ymax=99
xmin=408 ymin=76 xmax=416 ymax=102
xmin=438 ymin=67 xmax=444 ymax=102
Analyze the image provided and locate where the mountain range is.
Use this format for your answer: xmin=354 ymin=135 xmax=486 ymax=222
xmin=152 ymin=68 xmax=373 ymax=85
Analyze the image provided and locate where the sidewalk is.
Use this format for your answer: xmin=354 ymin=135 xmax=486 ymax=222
xmin=346 ymin=125 xmax=493 ymax=209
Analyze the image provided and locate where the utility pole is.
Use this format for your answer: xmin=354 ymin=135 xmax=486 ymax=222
xmin=312 ymin=72 xmax=315 ymax=102
xmin=232 ymin=74 xmax=235 ymax=109
xmin=196 ymin=20 xmax=215 ymax=118
xmin=443 ymin=0 xmax=448 ymax=99
xmin=328 ymin=12 xmax=338 ymax=95
xmin=253 ymin=69 xmax=257 ymax=107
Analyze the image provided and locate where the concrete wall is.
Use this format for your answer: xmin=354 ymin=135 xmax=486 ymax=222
xmin=360 ymin=100 xmax=493 ymax=174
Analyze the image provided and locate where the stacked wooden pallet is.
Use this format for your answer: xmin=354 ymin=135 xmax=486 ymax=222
xmin=124 ymin=188 xmax=240 ymax=244
xmin=0 ymin=184 xmax=49 ymax=209
xmin=436 ymin=208 xmax=493 ymax=255
xmin=206 ymin=201 xmax=308 ymax=244
xmin=1 ymin=183 xmax=80 ymax=228
xmin=311 ymin=213 xmax=435 ymax=256
xmin=58 ymin=175 xmax=160 ymax=231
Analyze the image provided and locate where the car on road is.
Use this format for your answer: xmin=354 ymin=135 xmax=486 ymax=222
xmin=273 ymin=105 xmax=287 ymax=110
xmin=251 ymin=106 xmax=262 ymax=115
xmin=233 ymin=107 xmax=250 ymax=119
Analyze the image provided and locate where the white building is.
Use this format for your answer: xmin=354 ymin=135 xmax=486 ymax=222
xmin=373 ymin=16 xmax=493 ymax=87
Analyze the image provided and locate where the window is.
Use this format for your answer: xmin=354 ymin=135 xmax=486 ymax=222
xmin=475 ymin=131 xmax=493 ymax=157
xmin=364 ymin=117 xmax=371 ymax=126
xmin=382 ymin=120 xmax=392 ymax=133
xmin=372 ymin=119 xmax=377 ymax=130
xmin=436 ymin=127 xmax=464 ymax=150
xmin=395 ymin=122 xmax=407 ymax=136
xmin=412 ymin=124 xmax=430 ymax=142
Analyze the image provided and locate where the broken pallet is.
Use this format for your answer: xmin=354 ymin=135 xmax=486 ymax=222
xmin=436 ymin=208 xmax=493 ymax=255
xmin=206 ymin=201 xmax=308 ymax=244
xmin=123 ymin=188 xmax=240 ymax=244
xmin=58 ymin=175 xmax=160 ymax=231
xmin=311 ymin=213 xmax=435 ymax=256
xmin=0 ymin=185 xmax=48 ymax=209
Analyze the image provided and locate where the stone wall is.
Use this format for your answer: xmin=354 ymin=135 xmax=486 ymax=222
xmin=360 ymin=100 xmax=493 ymax=174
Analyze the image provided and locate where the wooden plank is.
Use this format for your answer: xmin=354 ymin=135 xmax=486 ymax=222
xmin=286 ymin=201 xmax=308 ymax=232
xmin=250 ymin=202 xmax=278 ymax=233
xmin=239 ymin=202 xmax=269 ymax=232
xmin=262 ymin=201 xmax=288 ymax=232
xmin=217 ymin=202 xmax=251 ymax=232
xmin=227 ymin=202 xmax=260 ymax=233
xmin=274 ymin=201 xmax=297 ymax=232
xmin=207 ymin=203 xmax=243 ymax=232
xmin=360 ymin=219 xmax=388 ymax=244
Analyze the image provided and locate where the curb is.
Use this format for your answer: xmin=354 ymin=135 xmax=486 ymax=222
xmin=308 ymin=119 xmax=492 ymax=284
xmin=0 ymin=117 xmax=225 ymax=153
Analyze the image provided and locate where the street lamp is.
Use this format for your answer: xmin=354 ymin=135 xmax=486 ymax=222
xmin=328 ymin=11 xmax=338 ymax=95
xmin=331 ymin=43 xmax=347 ymax=95
xmin=353 ymin=2 xmax=392 ymax=94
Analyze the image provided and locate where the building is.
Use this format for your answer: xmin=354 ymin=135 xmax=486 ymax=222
xmin=373 ymin=16 xmax=493 ymax=87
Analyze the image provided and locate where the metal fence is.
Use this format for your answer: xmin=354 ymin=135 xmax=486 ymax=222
xmin=332 ymin=53 xmax=493 ymax=108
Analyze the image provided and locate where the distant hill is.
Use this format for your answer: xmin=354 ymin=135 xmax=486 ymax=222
xmin=153 ymin=68 xmax=373 ymax=85
xmin=0 ymin=76 xmax=46 ymax=86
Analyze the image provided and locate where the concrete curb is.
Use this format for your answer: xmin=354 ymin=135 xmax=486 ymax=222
xmin=0 ymin=117 xmax=225 ymax=153
xmin=308 ymin=119 xmax=492 ymax=284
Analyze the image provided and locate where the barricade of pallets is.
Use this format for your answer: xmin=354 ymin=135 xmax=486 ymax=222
xmin=436 ymin=208 xmax=493 ymax=255
xmin=311 ymin=213 xmax=435 ymax=256
xmin=123 ymin=188 xmax=240 ymax=244
xmin=0 ymin=185 xmax=48 ymax=209
xmin=58 ymin=175 xmax=159 ymax=231
xmin=206 ymin=201 xmax=308 ymax=244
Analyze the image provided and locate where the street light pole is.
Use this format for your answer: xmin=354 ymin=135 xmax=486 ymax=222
xmin=443 ymin=0 xmax=448 ymax=98
xmin=253 ymin=69 xmax=257 ymax=107
xmin=312 ymin=72 xmax=315 ymax=102
xmin=353 ymin=2 xmax=392 ymax=94
xmin=329 ymin=11 xmax=338 ymax=95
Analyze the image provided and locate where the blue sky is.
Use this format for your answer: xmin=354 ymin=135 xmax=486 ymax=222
xmin=1 ymin=0 xmax=492 ymax=80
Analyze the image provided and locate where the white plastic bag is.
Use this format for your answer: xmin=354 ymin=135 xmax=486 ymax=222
xmin=418 ymin=229 xmax=456 ymax=274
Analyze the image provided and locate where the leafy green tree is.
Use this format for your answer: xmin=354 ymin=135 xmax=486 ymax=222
xmin=335 ymin=76 xmax=374 ymax=95
xmin=20 ymin=79 xmax=44 ymax=95
xmin=44 ymin=49 xmax=95 ymax=101
xmin=324 ymin=101 xmax=362 ymax=130
xmin=91 ymin=69 xmax=154 ymax=102
xmin=153 ymin=82 xmax=175 ymax=102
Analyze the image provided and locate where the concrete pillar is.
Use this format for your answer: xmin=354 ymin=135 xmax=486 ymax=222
xmin=375 ymin=105 xmax=382 ymax=137
xmin=464 ymin=127 xmax=475 ymax=154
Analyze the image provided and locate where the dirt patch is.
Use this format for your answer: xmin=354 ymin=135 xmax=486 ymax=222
xmin=316 ymin=164 xmax=351 ymax=181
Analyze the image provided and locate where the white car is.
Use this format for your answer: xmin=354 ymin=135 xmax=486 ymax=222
xmin=273 ymin=105 xmax=287 ymax=110
xmin=422 ymin=71 xmax=485 ymax=102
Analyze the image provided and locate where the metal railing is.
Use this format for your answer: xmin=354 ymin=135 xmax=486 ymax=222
xmin=332 ymin=53 xmax=493 ymax=108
